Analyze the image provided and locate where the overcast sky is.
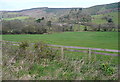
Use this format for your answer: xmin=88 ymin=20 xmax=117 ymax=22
xmin=0 ymin=0 xmax=119 ymax=11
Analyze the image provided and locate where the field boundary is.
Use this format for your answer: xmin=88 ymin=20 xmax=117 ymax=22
xmin=2 ymin=40 xmax=119 ymax=56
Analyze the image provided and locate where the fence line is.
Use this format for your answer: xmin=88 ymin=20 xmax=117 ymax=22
xmin=47 ymin=44 xmax=120 ymax=53
xmin=64 ymin=49 xmax=118 ymax=56
xmin=2 ymin=40 xmax=119 ymax=56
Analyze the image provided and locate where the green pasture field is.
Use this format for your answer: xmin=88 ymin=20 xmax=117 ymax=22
xmin=7 ymin=12 xmax=19 ymax=14
xmin=2 ymin=32 xmax=119 ymax=50
xmin=3 ymin=16 xmax=29 ymax=20
xmin=92 ymin=12 xmax=119 ymax=24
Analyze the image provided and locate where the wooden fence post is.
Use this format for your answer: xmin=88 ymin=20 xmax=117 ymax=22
xmin=94 ymin=54 xmax=96 ymax=62
xmin=61 ymin=46 xmax=64 ymax=60
xmin=88 ymin=48 xmax=92 ymax=61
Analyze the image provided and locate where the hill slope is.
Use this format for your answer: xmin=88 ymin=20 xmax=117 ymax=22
xmin=82 ymin=2 xmax=119 ymax=15
xmin=1 ymin=2 xmax=119 ymax=20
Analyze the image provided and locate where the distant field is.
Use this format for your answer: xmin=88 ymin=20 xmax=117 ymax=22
xmin=2 ymin=32 xmax=118 ymax=50
xmin=92 ymin=12 xmax=119 ymax=24
xmin=7 ymin=12 xmax=19 ymax=14
xmin=3 ymin=16 xmax=29 ymax=20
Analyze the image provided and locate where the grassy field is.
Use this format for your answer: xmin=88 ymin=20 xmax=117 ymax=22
xmin=7 ymin=12 xmax=19 ymax=14
xmin=92 ymin=12 xmax=119 ymax=24
xmin=2 ymin=32 xmax=118 ymax=50
xmin=3 ymin=16 xmax=29 ymax=20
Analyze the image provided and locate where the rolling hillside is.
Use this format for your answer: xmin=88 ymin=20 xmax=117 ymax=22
xmin=82 ymin=2 xmax=119 ymax=15
xmin=1 ymin=2 xmax=119 ymax=21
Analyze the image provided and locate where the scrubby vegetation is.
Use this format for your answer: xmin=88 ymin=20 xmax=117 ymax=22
xmin=2 ymin=41 xmax=118 ymax=80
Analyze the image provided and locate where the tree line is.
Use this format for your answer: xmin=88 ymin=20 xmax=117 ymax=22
xmin=2 ymin=19 xmax=119 ymax=34
xmin=2 ymin=17 xmax=76 ymax=34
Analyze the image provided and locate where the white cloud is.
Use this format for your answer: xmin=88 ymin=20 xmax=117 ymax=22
xmin=1 ymin=0 xmax=118 ymax=2
xmin=0 ymin=0 xmax=119 ymax=4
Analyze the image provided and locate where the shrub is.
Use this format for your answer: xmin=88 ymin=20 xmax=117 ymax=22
xmin=33 ymin=42 xmax=60 ymax=61
xmin=100 ymin=63 xmax=114 ymax=75
xmin=19 ymin=41 xmax=29 ymax=50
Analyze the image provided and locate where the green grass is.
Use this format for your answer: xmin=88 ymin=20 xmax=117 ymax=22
xmin=92 ymin=12 xmax=119 ymax=24
xmin=2 ymin=32 xmax=118 ymax=50
xmin=7 ymin=12 xmax=19 ymax=14
xmin=3 ymin=16 xmax=29 ymax=20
